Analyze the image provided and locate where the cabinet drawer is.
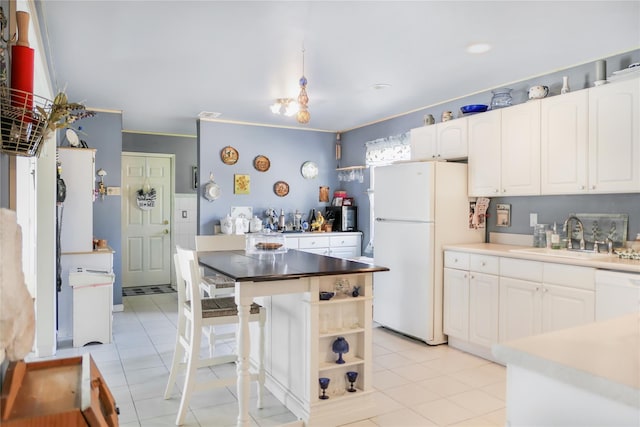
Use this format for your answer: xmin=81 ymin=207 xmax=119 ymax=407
xmin=329 ymin=235 xmax=360 ymax=247
xmin=444 ymin=251 xmax=470 ymax=269
xmin=500 ymin=257 xmax=543 ymax=282
xmin=470 ymin=254 xmax=499 ymax=275
xmin=284 ymin=237 xmax=299 ymax=249
xmin=543 ymin=263 xmax=595 ymax=290
xmin=298 ymin=236 xmax=330 ymax=249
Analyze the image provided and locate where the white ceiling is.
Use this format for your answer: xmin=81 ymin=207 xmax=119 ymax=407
xmin=34 ymin=1 xmax=640 ymax=136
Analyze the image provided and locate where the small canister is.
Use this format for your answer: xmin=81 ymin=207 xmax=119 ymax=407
xmin=441 ymin=111 xmax=454 ymax=122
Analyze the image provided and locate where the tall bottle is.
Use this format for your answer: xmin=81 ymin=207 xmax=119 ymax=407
xmin=278 ymin=209 xmax=286 ymax=231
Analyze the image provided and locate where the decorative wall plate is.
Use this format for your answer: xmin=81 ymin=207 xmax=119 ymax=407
xmin=66 ymin=129 xmax=80 ymax=147
xmin=253 ymin=155 xmax=270 ymax=172
xmin=301 ymin=161 xmax=318 ymax=179
xmin=273 ymin=181 xmax=289 ymax=197
xmin=221 ymin=146 xmax=239 ymax=165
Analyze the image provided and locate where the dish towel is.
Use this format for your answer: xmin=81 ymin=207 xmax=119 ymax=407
xmin=0 ymin=209 xmax=35 ymax=364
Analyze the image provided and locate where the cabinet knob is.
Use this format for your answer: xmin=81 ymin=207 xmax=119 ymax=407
xmin=494 ymin=189 xmax=499 ymax=193
xmin=579 ymin=185 xmax=585 ymax=190
xmin=543 ymin=287 xmax=549 ymax=293
xmin=502 ymin=189 xmax=506 ymax=193
xmin=481 ymin=261 xmax=486 ymax=266
xmin=592 ymin=185 xmax=596 ymax=190
xmin=535 ymin=286 xmax=540 ymax=291
xmin=470 ymin=275 xmax=475 ymax=279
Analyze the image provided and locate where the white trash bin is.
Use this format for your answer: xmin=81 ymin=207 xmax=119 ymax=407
xmin=69 ymin=266 xmax=115 ymax=347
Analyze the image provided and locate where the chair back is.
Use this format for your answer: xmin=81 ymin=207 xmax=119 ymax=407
xmin=195 ymin=234 xmax=245 ymax=252
xmin=175 ymin=246 xmax=203 ymax=318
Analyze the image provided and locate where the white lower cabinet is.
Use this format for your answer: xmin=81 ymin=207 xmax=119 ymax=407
xmin=469 ymin=272 xmax=499 ymax=347
xmin=443 ymin=267 xmax=470 ymax=340
xmin=444 ymin=252 xmax=499 ymax=356
xmin=499 ymin=258 xmax=595 ymax=342
xmin=286 ymin=232 xmax=362 ymax=259
xmin=444 ymin=250 xmax=596 ymax=359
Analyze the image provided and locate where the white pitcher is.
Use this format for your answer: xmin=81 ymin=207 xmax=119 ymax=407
xmin=220 ymin=214 xmax=233 ymax=235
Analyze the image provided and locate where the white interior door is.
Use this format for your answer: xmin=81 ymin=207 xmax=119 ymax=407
xmin=121 ymin=154 xmax=173 ymax=287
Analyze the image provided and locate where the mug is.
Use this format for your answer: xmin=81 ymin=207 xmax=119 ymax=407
xmin=528 ymin=85 xmax=549 ymax=100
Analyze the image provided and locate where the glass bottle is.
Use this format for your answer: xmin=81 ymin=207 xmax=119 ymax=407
xmin=561 ymin=76 xmax=570 ymax=94
xmin=490 ymin=88 xmax=513 ymax=109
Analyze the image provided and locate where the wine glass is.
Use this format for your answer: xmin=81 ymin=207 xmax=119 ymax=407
xmin=319 ymin=377 xmax=330 ymax=400
xmin=346 ymin=371 xmax=358 ymax=392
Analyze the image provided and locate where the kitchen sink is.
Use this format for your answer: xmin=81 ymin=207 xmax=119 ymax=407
xmin=509 ymin=247 xmax=614 ymax=260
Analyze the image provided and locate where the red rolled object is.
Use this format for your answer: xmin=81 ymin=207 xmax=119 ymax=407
xmin=10 ymin=45 xmax=35 ymax=116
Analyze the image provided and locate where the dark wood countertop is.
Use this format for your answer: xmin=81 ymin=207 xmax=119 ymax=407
xmin=198 ymin=249 xmax=388 ymax=282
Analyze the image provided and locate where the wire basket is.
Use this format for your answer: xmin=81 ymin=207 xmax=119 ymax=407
xmin=1 ymin=87 xmax=53 ymax=157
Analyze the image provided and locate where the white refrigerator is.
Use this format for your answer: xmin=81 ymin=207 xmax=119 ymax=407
xmin=373 ymin=161 xmax=483 ymax=344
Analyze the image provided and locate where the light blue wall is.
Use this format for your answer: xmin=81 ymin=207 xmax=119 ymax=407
xmin=73 ymin=112 xmax=124 ymax=305
xmin=197 ymin=121 xmax=338 ymax=234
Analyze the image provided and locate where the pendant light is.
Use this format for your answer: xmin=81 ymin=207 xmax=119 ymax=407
xmin=296 ymin=48 xmax=310 ymax=124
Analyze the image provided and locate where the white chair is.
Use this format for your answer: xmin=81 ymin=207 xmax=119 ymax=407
xmin=195 ymin=234 xmax=246 ymax=298
xmin=195 ymin=234 xmax=245 ymax=356
xmin=164 ymin=246 xmax=265 ymax=426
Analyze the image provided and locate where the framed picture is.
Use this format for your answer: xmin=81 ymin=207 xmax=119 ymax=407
xmin=234 ymin=174 xmax=250 ymax=195
xmin=319 ymin=186 xmax=329 ymax=203
xmin=342 ymin=197 xmax=354 ymax=206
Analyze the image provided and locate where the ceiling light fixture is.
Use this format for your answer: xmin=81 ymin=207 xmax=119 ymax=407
xmin=296 ymin=47 xmax=310 ymax=124
xmin=466 ymin=42 xmax=492 ymax=54
xmin=270 ymin=98 xmax=298 ymax=116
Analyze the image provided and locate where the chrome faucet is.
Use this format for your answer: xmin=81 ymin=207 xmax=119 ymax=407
xmin=563 ymin=215 xmax=585 ymax=250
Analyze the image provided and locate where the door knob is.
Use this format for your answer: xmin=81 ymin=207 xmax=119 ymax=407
xmin=163 ymin=229 xmax=169 ymax=234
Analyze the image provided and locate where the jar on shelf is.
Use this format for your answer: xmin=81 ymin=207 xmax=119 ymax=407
xmin=490 ymin=88 xmax=513 ymax=109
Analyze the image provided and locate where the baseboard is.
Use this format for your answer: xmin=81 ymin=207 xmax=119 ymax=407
xmin=113 ymin=304 xmax=124 ymax=312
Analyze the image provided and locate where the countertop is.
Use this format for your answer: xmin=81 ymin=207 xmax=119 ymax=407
xmin=198 ymin=249 xmax=388 ymax=282
xmin=443 ymin=243 xmax=640 ymax=273
xmin=492 ymin=313 xmax=640 ymax=407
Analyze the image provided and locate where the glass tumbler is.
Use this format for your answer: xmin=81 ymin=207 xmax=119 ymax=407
xmin=533 ymin=224 xmax=548 ymax=248
xmin=490 ymin=88 xmax=513 ymax=109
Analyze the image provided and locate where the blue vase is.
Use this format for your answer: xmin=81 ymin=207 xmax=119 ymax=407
xmin=332 ymin=337 xmax=349 ymax=364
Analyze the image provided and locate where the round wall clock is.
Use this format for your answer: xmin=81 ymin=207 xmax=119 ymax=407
xmin=253 ymin=155 xmax=270 ymax=172
xmin=273 ymin=181 xmax=290 ymax=197
xmin=221 ymin=146 xmax=239 ymax=165
xmin=301 ymin=161 xmax=318 ymax=179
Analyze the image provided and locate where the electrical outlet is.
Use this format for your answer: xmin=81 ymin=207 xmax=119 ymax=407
xmin=530 ymin=213 xmax=538 ymax=227
xmin=182 ymin=210 xmax=188 ymax=219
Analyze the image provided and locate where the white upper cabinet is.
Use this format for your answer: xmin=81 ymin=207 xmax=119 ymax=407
xmin=501 ymin=101 xmax=541 ymax=196
xmin=540 ymin=90 xmax=589 ymax=194
xmin=468 ymin=102 xmax=541 ymax=197
xmin=410 ymin=118 xmax=468 ymax=161
xmin=588 ymin=77 xmax=640 ymax=193
xmin=468 ymin=109 xmax=502 ymax=196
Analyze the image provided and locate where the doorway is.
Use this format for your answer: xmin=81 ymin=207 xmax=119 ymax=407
xmin=121 ymin=153 xmax=174 ymax=287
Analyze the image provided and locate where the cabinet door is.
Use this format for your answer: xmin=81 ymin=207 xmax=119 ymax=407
xmin=501 ymin=101 xmax=541 ymax=195
xmin=499 ymin=277 xmax=541 ymax=342
xmin=588 ymin=78 xmax=640 ymax=193
xmin=541 ymin=90 xmax=589 ymax=194
xmin=443 ymin=268 xmax=469 ymax=340
xmin=410 ymin=125 xmax=437 ymax=160
xmin=469 ymin=273 xmax=499 ymax=348
xmin=437 ymin=118 xmax=468 ymax=159
xmin=541 ymin=284 xmax=594 ymax=333
xmin=468 ymin=109 xmax=501 ymax=196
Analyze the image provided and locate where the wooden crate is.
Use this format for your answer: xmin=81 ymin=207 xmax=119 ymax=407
xmin=0 ymin=354 xmax=118 ymax=426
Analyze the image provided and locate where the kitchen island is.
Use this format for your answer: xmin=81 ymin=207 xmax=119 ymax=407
xmin=493 ymin=313 xmax=640 ymax=426
xmin=198 ymin=249 xmax=388 ymax=427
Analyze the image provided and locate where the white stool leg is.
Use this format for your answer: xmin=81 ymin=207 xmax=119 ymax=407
xmin=164 ymin=308 xmax=187 ymax=399
xmin=257 ymin=309 xmax=266 ymax=409
xmin=176 ymin=319 xmax=202 ymax=426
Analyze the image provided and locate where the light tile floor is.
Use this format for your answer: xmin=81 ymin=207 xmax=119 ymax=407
xmin=28 ymin=293 xmax=506 ymax=426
